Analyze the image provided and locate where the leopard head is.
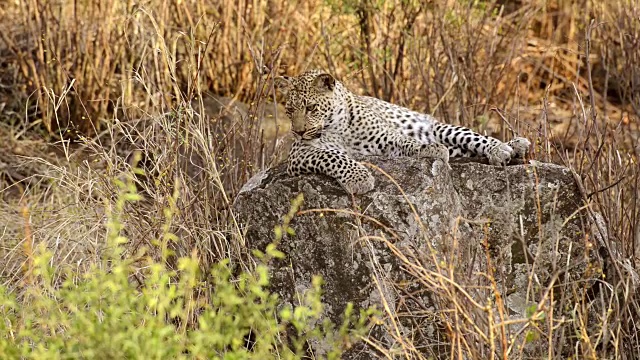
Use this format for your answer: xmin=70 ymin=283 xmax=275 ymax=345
xmin=274 ymin=70 xmax=336 ymax=140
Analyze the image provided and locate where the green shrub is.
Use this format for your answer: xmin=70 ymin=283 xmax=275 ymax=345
xmin=0 ymin=169 xmax=375 ymax=359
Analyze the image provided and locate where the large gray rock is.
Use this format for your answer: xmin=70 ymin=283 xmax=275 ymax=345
xmin=233 ymin=157 xmax=605 ymax=359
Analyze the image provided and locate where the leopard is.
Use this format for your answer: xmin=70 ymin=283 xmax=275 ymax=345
xmin=275 ymin=69 xmax=531 ymax=195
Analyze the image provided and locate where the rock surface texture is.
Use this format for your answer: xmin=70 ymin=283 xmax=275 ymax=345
xmin=233 ymin=157 xmax=604 ymax=359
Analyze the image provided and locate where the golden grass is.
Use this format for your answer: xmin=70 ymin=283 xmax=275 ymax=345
xmin=0 ymin=0 xmax=638 ymax=358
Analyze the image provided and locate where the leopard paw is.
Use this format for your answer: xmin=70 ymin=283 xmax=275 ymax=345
xmin=507 ymin=137 xmax=531 ymax=159
xmin=342 ymin=172 xmax=375 ymax=195
xmin=487 ymin=143 xmax=514 ymax=166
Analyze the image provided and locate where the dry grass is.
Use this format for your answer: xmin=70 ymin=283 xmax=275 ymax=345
xmin=0 ymin=0 xmax=639 ymax=358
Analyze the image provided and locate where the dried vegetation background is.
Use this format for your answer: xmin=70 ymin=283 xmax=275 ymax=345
xmin=0 ymin=0 xmax=639 ymax=358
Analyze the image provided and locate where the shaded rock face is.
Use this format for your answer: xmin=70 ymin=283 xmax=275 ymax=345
xmin=233 ymin=157 xmax=603 ymax=358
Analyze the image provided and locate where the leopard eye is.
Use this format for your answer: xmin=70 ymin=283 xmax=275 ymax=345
xmin=306 ymin=104 xmax=317 ymax=112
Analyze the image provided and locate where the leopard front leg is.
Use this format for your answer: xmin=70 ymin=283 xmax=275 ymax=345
xmin=287 ymin=142 xmax=375 ymax=195
xmin=429 ymin=123 xmax=530 ymax=166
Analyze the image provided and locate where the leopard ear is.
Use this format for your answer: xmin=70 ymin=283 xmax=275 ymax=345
xmin=312 ymin=73 xmax=336 ymax=92
xmin=274 ymin=76 xmax=293 ymax=95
